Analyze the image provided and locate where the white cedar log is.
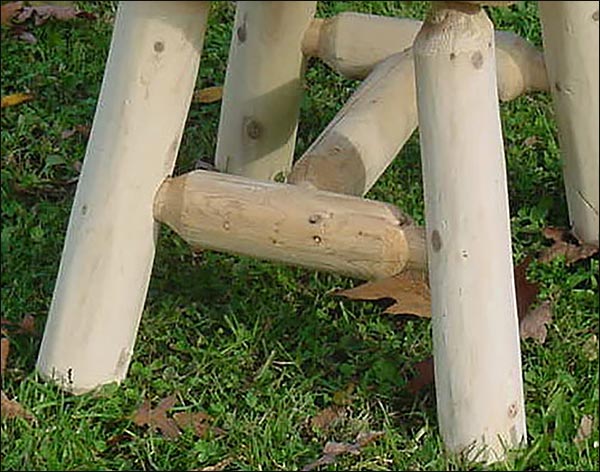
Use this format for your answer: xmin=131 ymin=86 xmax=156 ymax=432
xmin=36 ymin=1 xmax=210 ymax=394
xmin=539 ymin=1 xmax=599 ymax=246
xmin=290 ymin=24 xmax=548 ymax=196
xmin=413 ymin=2 xmax=526 ymax=463
xmin=301 ymin=12 xmax=422 ymax=80
xmin=215 ymin=1 xmax=316 ymax=181
xmin=153 ymin=170 xmax=426 ymax=280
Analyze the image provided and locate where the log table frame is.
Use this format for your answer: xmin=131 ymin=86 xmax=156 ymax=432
xmin=37 ymin=0 xmax=599 ymax=464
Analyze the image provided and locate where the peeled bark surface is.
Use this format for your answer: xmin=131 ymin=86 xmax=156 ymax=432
xmin=36 ymin=1 xmax=210 ymax=394
xmin=414 ymin=2 xmax=526 ymax=463
xmin=215 ymin=1 xmax=316 ymax=182
xmin=154 ymin=170 xmax=426 ymax=281
xmin=290 ymin=22 xmax=548 ymax=197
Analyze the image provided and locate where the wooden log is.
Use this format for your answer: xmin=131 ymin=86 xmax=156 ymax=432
xmin=302 ymin=12 xmax=548 ymax=89
xmin=289 ymin=27 xmax=547 ymax=196
xmin=413 ymin=2 xmax=526 ymax=463
xmin=153 ymin=170 xmax=426 ymax=280
xmin=215 ymin=1 xmax=316 ymax=181
xmin=36 ymin=1 xmax=210 ymax=394
xmin=539 ymin=1 xmax=599 ymax=246
xmin=302 ymin=13 xmax=421 ymax=80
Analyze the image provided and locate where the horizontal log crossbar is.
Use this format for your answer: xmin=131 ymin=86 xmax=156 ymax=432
xmin=153 ymin=170 xmax=426 ymax=281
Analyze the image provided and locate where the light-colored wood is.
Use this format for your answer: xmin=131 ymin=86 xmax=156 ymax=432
xmin=539 ymin=1 xmax=599 ymax=246
xmin=302 ymin=12 xmax=547 ymax=89
xmin=215 ymin=1 xmax=316 ymax=181
xmin=154 ymin=170 xmax=426 ymax=281
xmin=36 ymin=1 xmax=210 ymax=394
xmin=302 ymin=13 xmax=421 ymax=80
xmin=414 ymin=2 xmax=526 ymax=463
xmin=290 ymin=24 xmax=547 ymax=196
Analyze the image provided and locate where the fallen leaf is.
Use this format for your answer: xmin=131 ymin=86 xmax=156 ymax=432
xmin=1 ymin=338 xmax=9 ymax=377
xmin=19 ymin=315 xmax=36 ymax=335
xmin=132 ymin=395 xmax=181 ymax=439
xmin=310 ymin=405 xmax=346 ymax=432
xmin=106 ymin=432 xmax=132 ymax=446
xmin=523 ymin=136 xmax=539 ymax=147
xmin=197 ymin=458 xmax=233 ymax=471
xmin=61 ymin=124 xmax=90 ymax=140
xmin=0 ymin=2 xmax=23 ymax=24
xmin=13 ymin=27 xmax=37 ymax=43
xmin=519 ymin=301 xmax=552 ymax=344
xmin=1 ymin=315 xmax=37 ymax=336
xmin=1 ymin=93 xmax=34 ymax=108
xmin=356 ymin=430 xmax=386 ymax=447
xmin=336 ymin=270 xmax=431 ymax=317
xmin=173 ymin=411 xmax=225 ymax=438
xmin=302 ymin=431 xmax=385 ymax=471
xmin=539 ymin=227 xmax=598 ymax=265
xmin=0 ymin=390 xmax=34 ymax=421
xmin=13 ymin=4 xmax=95 ymax=25
xmin=193 ymin=86 xmax=223 ymax=104
xmin=406 ymin=357 xmax=434 ymax=395
xmin=574 ymin=415 xmax=594 ymax=444
xmin=514 ymin=256 xmax=540 ymax=321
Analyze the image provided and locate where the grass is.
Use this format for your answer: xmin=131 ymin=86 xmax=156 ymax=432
xmin=1 ymin=1 xmax=598 ymax=470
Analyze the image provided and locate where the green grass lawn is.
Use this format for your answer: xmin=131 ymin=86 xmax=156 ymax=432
xmin=1 ymin=1 xmax=598 ymax=470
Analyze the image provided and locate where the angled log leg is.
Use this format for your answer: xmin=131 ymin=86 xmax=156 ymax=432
xmin=215 ymin=1 xmax=316 ymax=181
xmin=539 ymin=1 xmax=599 ymax=246
xmin=36 ymin=1 xmax=210 ymax=394
xmin=413 ymin=2 xmax=526 ymax=463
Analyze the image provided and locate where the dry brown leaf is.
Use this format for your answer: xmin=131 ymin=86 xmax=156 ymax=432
xmin=302 ymin=431 xmax=385 ymax=471
xmin=197 ymin=458 xmax=233 ymax=471
xmin=523 ymin=135 xmax=539 ymax=147
xmin=406 ymin=357 xmax=434 ymax=394
xmin=193 ymin=86 xmax=223 ymax=104
xmin=13 ymin=27 xmax=37 ymax=43
xmin=1 ymin=2 xmax=23 ymax=24
xmin=132 ymin=395 xmax=181 ymax=439
xmin=1 ymin=315 xmax=37 ymax=336
xmin=514 ymin=256 xmax=540 ymax=321
xmin=310 ymin=405 xmax=346 ymax=432
xmin=19 ymin=315 xmax=36 ymax=335
xmin=1 ymin=338 xmax=9 ymax=377
xmin=173 ymin=411 xmax=225 ymax=438
xmin=574 ymin=415 xmax=594 ymax=444
xmin=1 ymin=93 xmax=34 ymax=108
xmin=0 ymin=390 xmax=34 ymax=421
xmin=539 ymin=227 xmax=598 ymax=265
xmin=519 ymin=301 xmax=553 ymax=344
xmin=13 ymin=4 xmax=95 ymax=25
xmin=61 ymin=124 xmax=91 ymax=140
xmin=337 ymin=270 xmax=431 ymax=317
xmin=356 ymin=430 xmax=385 ymax=447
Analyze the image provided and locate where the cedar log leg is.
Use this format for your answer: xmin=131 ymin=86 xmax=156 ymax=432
xmin=36 ymin=1 xmax=210 ymax=394
xmin=413 ymin=2 xmax=526 ymax=463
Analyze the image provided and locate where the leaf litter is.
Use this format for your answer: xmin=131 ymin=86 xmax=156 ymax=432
xmin=336 ymin=269 xmax=430 ymax=318
xmin=132 ymin=395 xmax=224 ymax=439
xmin=1 ymin=334 xmax=35 ymax=423
xmin=302 ymin=431 xmax=385 ymax=471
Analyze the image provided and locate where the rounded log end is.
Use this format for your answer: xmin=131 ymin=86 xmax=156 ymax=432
xmin=153 ymin=175 xmax=186 ymax=231
xmin=415 ymin=2 xmax=493 ymax=56
xmin=302 ymin=18 xmax=324 ymax=56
